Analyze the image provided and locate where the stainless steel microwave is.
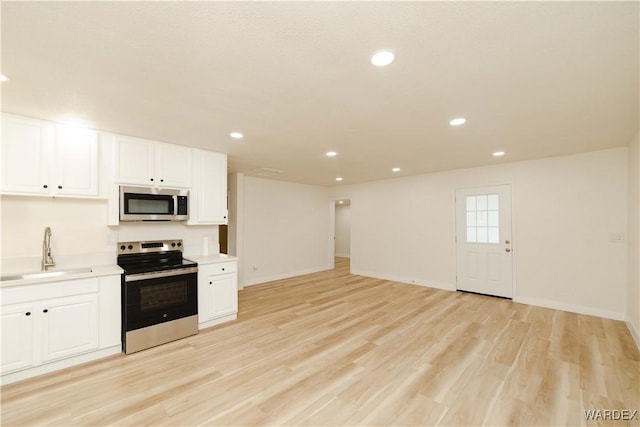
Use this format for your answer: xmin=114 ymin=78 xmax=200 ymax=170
xmin=119 ymin=186 xmax=189 ymax=221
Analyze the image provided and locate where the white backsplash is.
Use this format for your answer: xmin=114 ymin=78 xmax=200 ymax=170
xmin=0 ymin=195 xmax=219 ymax=275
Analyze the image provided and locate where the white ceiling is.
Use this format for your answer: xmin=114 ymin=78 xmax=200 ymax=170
xmin=1 ymin=1 xmax=638 ymax=186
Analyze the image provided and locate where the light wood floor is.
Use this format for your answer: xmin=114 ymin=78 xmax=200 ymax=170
xmin=2 ymin=258 xmax=639 ymax=426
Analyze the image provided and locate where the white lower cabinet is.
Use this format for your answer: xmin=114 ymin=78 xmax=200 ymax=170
xmin=1 ymin=275 xmax=121 ymax=385
xmin=39 ymin=293 xmax=99 ymax=363
xmin=1 ymin=303 xmax=34 ymax=373
xmin=198 ymin=261 xmax=238 ymax=329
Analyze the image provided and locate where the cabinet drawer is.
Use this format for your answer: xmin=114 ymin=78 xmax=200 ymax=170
xmin=2 ymin=278 xmax=99 ymax=305
xmin=205 ymin=262 xmax=237 ymax=275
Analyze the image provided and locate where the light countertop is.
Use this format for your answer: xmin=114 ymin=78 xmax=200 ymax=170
xmin=186 ymin=253 xmax=239 ymax=265
xmin=0 ymin=264 xmax=123 ymax=288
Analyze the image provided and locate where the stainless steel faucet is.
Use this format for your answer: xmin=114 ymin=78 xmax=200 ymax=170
xmin=42 ymin=227 xmax=55 ymax=271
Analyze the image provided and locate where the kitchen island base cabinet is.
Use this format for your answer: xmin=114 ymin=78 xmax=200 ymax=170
xmin=198 ymin=261 xmax=238 ymax=330
xmin=1 ymin=275 xmax=122 ymax=386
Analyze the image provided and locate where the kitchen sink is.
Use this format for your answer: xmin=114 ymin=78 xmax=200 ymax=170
xmin=1 ymin=267 xmax=92 ymax=281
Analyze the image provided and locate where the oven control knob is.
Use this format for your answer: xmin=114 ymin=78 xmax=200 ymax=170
xmin=171 ymin=242 xmax=176 ymax=247
xmin=128 ymin=245 xmax=133 ymax=250
xmin=162 ymin=313 xmax=168 ymax=318
xmin=120 ymin=245 xmax=126 ymax=251
xmin=177 ymin=242 xmax=182 ymax=247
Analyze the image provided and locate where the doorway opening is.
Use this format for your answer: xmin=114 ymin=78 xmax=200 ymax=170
xmin=219 ymin=225 xmax=228 ymax=254
xmin=334 ymin=199 xmax=351 ymax=260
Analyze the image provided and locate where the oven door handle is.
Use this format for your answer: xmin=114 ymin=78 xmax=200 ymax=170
xmin=124 ymin=267 xmax=198 ymax=282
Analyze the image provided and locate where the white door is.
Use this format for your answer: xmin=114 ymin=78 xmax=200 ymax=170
xmin=455 ymin=185 xmax=513 ymax=298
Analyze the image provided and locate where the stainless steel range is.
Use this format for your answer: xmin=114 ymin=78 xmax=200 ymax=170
xmin=117 ymin=240 xmax=198 ymax=354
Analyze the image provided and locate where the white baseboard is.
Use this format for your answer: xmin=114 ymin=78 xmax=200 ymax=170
xmin=514 ymin=296 xmax=625 ymax=321
xmin=199 ymin=312 xmax=237 ymax=330
xmin=350 ymin=268 xmax=456 ymax=292
xmin=625 ymin=316 xmax=640 ymax=351
xmin=350 ymin=270 xmax=627 ymax=323
xmin=335 ymin=253 xmax=351 ymax=258
xmin=242 ymin=265 xmax=332 ymax=287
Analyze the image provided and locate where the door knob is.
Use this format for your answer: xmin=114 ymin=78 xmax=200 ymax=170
xmin=505 ymin=248 xmax=511 ymax=252
xmin=505 ymin=240 xmax=511 ymax=244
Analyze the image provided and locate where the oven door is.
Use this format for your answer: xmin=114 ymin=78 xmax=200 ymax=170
xmin=123 ymin=269 xmax=198 ymax=332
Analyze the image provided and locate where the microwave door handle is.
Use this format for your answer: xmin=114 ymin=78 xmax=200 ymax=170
xmin=173 ymin=196 xmax=178 ymax=215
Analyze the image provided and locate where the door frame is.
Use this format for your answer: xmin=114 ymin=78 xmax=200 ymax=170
xmin=453 ymin=183 xmax=517 ymax=298
xmin=328 ymin=196 xmax=352 ymax=270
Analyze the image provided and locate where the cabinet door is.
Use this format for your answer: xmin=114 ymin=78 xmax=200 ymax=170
xmin=209 ymin=273 xmax=238 ymax=319
xmin=39 ymin=293 xmax=99 ymax=363
xmin=116 ymin=136 xmax=155 ymax=185
xmin=55 ymin=126 xmax=99 ymax=196
xmin=1 ymin=115 xmax=52 ymax=195
xmin=1 ymin=303 xmax=34 ymax=373
xmin=190 ymin=150 xmax=227 ymax=224
xmin=155 ymin=143 xmax=191 ymax=188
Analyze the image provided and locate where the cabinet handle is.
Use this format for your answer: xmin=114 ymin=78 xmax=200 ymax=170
xmin=221 ymin=268 xmax=225 ymax=271
xmin=209 ymin=282 xmax=212 ymax=285
xmin=160 ymin=179 xmax=164 ymax=183
xmin=150 ymin=178 xmax=154 ymax=182
xmin=25 ymin=312 xmax=31 ymax=316
xmin=57 ymin=185 xmax=62 ymax=189
xmin=43 ymin=185 xmax=48 ymax=189
xmin=43 ymin=309 xmax=48 ymax=313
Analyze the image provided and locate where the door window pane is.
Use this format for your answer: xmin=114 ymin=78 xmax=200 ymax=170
xmin=487 ymin=194 xmax=499 ymax=210
xmin=465 ymin=193 xmax=499 ymax=244
xmin=466 ymin=196 xmax=476 ymax=211
xmin=488 ymin=211 xmax=499 ymax=227
xmin=476 ymin=195 xmax=488 ymax=210
xmin=488 ymin=227 xmax=499 ymax=243
xmin=477 ymin=227 xmax=488 ymax=243
xmin=466 ymin=212 xmax=477 ymax=226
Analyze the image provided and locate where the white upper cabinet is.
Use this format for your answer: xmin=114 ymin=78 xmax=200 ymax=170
xmin=115 ymin=136 xmax=191 ymax=188
xmin=55 ymin=126 xmax=99 ymax=196
xmin=115 ymin=135 xmax=155 ymax=186
xmin=1 ymin=115 xmax=99 ymax=197
xmin=188 ymin=149 xmax=228 ymax=224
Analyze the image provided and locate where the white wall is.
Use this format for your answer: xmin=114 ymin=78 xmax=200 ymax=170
xmin=627 ymin=133 xmax=640 ymax=347
xmin=0 ymin=195 xmax=218 ymax=275
xmin=330 ymin=148 xmax=628 ymax=320
xmin=241 ymin=176 xmax=330 ymax=286
xmin=335 ymin=204 xmax=351 ymax=258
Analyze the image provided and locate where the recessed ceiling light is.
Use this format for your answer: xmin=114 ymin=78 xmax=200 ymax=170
xmin=336 ymin=177 xmax=343 ymax=182
xmin=338 ymin=200 xmax=344 ymax=204
xmin=371 ymin=49 xmax=395 ymax=67
xmin=0 ymin=74 xmax=8 ymax=82
xmin=326 ymin=151 xmax=337 ymax=157
xmin=230 ymin=132 xmax=243 ymax=139
xmin=392 ymin=167 xmax=401 ymax=172
xmin=493 ymin=151 xmax=506 ymax=157
xmin=449 ymin=118 xmax=466 ymax=126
